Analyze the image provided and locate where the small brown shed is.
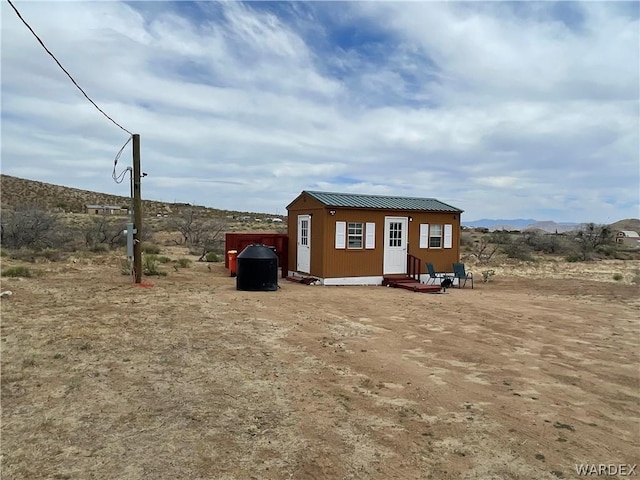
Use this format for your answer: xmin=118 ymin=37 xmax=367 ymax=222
xmin=286 ymin=191 xmax=463 ymax=285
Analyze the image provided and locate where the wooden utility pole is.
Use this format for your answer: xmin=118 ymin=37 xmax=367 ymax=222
xmin=132 ymin=134 xmax=142 ymax=283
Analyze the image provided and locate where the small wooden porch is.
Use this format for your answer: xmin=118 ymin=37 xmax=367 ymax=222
xmin=381 ymin=254 xmax=443 ymax=293
xmin=382 ymin=275 xmax=442 ymax=293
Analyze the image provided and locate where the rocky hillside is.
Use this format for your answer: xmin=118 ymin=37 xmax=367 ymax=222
xmin=609 ymin=218 xmax=640 ymax=232
xmin=0 ymin=174 xmax=284 ymax=221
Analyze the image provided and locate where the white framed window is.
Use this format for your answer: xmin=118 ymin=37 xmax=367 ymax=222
xmin=388 ymin=221 xmax=402 ymax=247
xmin=348 ymin=222 xmax=363 ymax=249
xmin=300 ymin=219 xmax=309 ymax=246
xmin=429 ymin=224 xmax=443 ymax=248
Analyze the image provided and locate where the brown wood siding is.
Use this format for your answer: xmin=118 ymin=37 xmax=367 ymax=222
xmin=324 ymin=210 xmax=461 ymax=278
xmin=310 ymin=212 xmax=326 ymax=276
xmin=287 ymin=193 xmax=325 ymax=276
xmin=287 ymin=191 xmax=462 ymax=279
xmin=408 ymin=212 xmax=461 ymax=273
xmin=323 ymin=209 xmax=385 ymax=278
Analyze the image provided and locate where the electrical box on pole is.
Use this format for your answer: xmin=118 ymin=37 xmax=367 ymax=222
xmin=132 ymin=134 xmax=142 ymax=283
xmin=124 ymin=223 xmax=136 ymax=258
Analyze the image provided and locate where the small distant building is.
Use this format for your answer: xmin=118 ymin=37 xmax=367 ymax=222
xmin=615 ymin=230 xmax=640 ymax=248
xmin=84 ymin=204 xmax=128 ymax=215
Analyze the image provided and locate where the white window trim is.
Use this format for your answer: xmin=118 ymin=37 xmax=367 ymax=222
xmin=429 ymin=224 xmax=443 ymax=249
xmin=347 ymin=222 xmax=364 ymax=249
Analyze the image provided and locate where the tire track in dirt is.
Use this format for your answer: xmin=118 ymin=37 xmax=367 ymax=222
xmin=275 ymin=283 xmax=638 ymax=479
xmin=2 ymin=259 xmax=638 ymax=479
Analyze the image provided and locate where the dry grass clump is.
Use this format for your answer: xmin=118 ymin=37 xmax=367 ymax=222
xmin=141 ymin=242 xmax=161 ymax=254
xmin=176 ymin=258 xmax=192 ymax=268
xmin=142 ymin=255 xmax=167 ymax=276
xmin=1 ymin=265 xmax=35 ymax=278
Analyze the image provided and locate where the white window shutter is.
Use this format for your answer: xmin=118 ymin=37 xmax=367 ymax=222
xmin=444 ymin=224 xmax=453 ymax=249
xmin=365 ymin=222 xmax=375 ymax=249
xmin=335 ymin=221 xmax=346 ymax=249
xmin=420 ymin=224 xmax=429 ymax=249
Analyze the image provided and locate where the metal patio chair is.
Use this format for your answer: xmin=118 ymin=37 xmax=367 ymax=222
xmin=425 ymin=262 xmax=447 ymax=285
xmin=452 ymin=262 xmax=473 ymax=289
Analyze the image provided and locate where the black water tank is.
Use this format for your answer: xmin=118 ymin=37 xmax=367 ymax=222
xmin=236 ymin=244 xmax=278 ymax=291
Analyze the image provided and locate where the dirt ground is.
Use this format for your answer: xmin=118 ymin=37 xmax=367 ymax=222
xmin=1 ymin=252 xmax=639 ymax=479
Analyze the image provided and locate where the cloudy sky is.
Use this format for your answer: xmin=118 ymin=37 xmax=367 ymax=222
xmin=2 ymin=1 xmax=639 ymax=222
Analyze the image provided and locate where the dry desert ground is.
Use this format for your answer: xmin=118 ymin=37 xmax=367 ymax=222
xmin=1 ymin=252 xmax=639 ymax=479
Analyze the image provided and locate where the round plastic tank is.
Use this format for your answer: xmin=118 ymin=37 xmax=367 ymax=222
xmin=236 ymin=244 xmax=278 ymax=291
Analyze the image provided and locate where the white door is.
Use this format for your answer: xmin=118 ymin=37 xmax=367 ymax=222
xmin=297 ymin=215 xmax=311 ymax=273
xmin=383 ymin=217 xmax=408 ymax=274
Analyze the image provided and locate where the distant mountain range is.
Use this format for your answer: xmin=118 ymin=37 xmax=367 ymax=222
xmin=462 ymin=218 xmax=640 ymax=234
xmin=463 ymin=219 xmax=584 ymax=233
xmin=463 ymin=219 xmax=538 ymax=229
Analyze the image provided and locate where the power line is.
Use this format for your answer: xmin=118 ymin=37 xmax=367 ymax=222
xmin=7 ymin=0 xmax=133 ymax=136
xmin=112 ymin=136 xmax=132 ymax=184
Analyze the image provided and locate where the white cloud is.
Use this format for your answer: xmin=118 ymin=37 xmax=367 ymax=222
xmin=1 ymin=1 xmax=638 ymax=222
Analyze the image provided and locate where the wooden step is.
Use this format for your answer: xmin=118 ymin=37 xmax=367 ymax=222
xmin=393 ymin=282 xmax=442 ymax=293
xmin=382 ymin=274 xmax=413 ymax=287
xmin=383 ymin=275 xmax=443 ymax=293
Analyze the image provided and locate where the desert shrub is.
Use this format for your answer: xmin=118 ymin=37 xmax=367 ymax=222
xmin=501 ymin=238 xmax=534 ymax=261
xmin=613 ymin=251 xmax=632 ymax=260
xmin=177 ymin=258 xmax=192 ymax=268
xmin=470 ymin=236 xmax=499 ymax=264
xmin=90 ymin=243 xmax=109 ymax=253
xmin=565 ymin=254 xmax=582 ymax=263
xmin=120 ymin=258 xmax=132 ymax=276
xmin=205 ymin=252 xmax=220 ymax=262
xmin=37 ymin=248 xmax=65 ymax=262
xmin=83 ymin=214 xmax=126 ymax=250
xmin=143 ymin=255 xmax=166 ymax=276
xmin=596 ymin=244 xmax=619 ymax=258
xmin=141 ymin=242 xmax=161 ymax=254
xmin=7 ymin=248 xmax=37 ymax=263
xmin=169 ymin=209 xmax=227 ymax=248
xmin=524 ymin=232 xmax=568 ymax=254
xmin=2 ymin=266 xmax=33 ymax=278
xmin=1 ymin=207 xmax=60 ymax=250
xmin=481 ymin=269 xmax=496 ymax=283
xmin=572 ymin=223 xmax=613 ymax=261
xmin=489 ymin=231 xmax=512 ymax=245
xmin=155 ymin=256 xmax=172 ymax=264
xmin=460 ymin=232 xmax=473 ymax=247
xmin=612 ymin=273 xmax=623 ymax=281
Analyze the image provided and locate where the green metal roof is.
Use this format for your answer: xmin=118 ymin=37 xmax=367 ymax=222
xmin=304 ymin=191 xmax=463 ymax=213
